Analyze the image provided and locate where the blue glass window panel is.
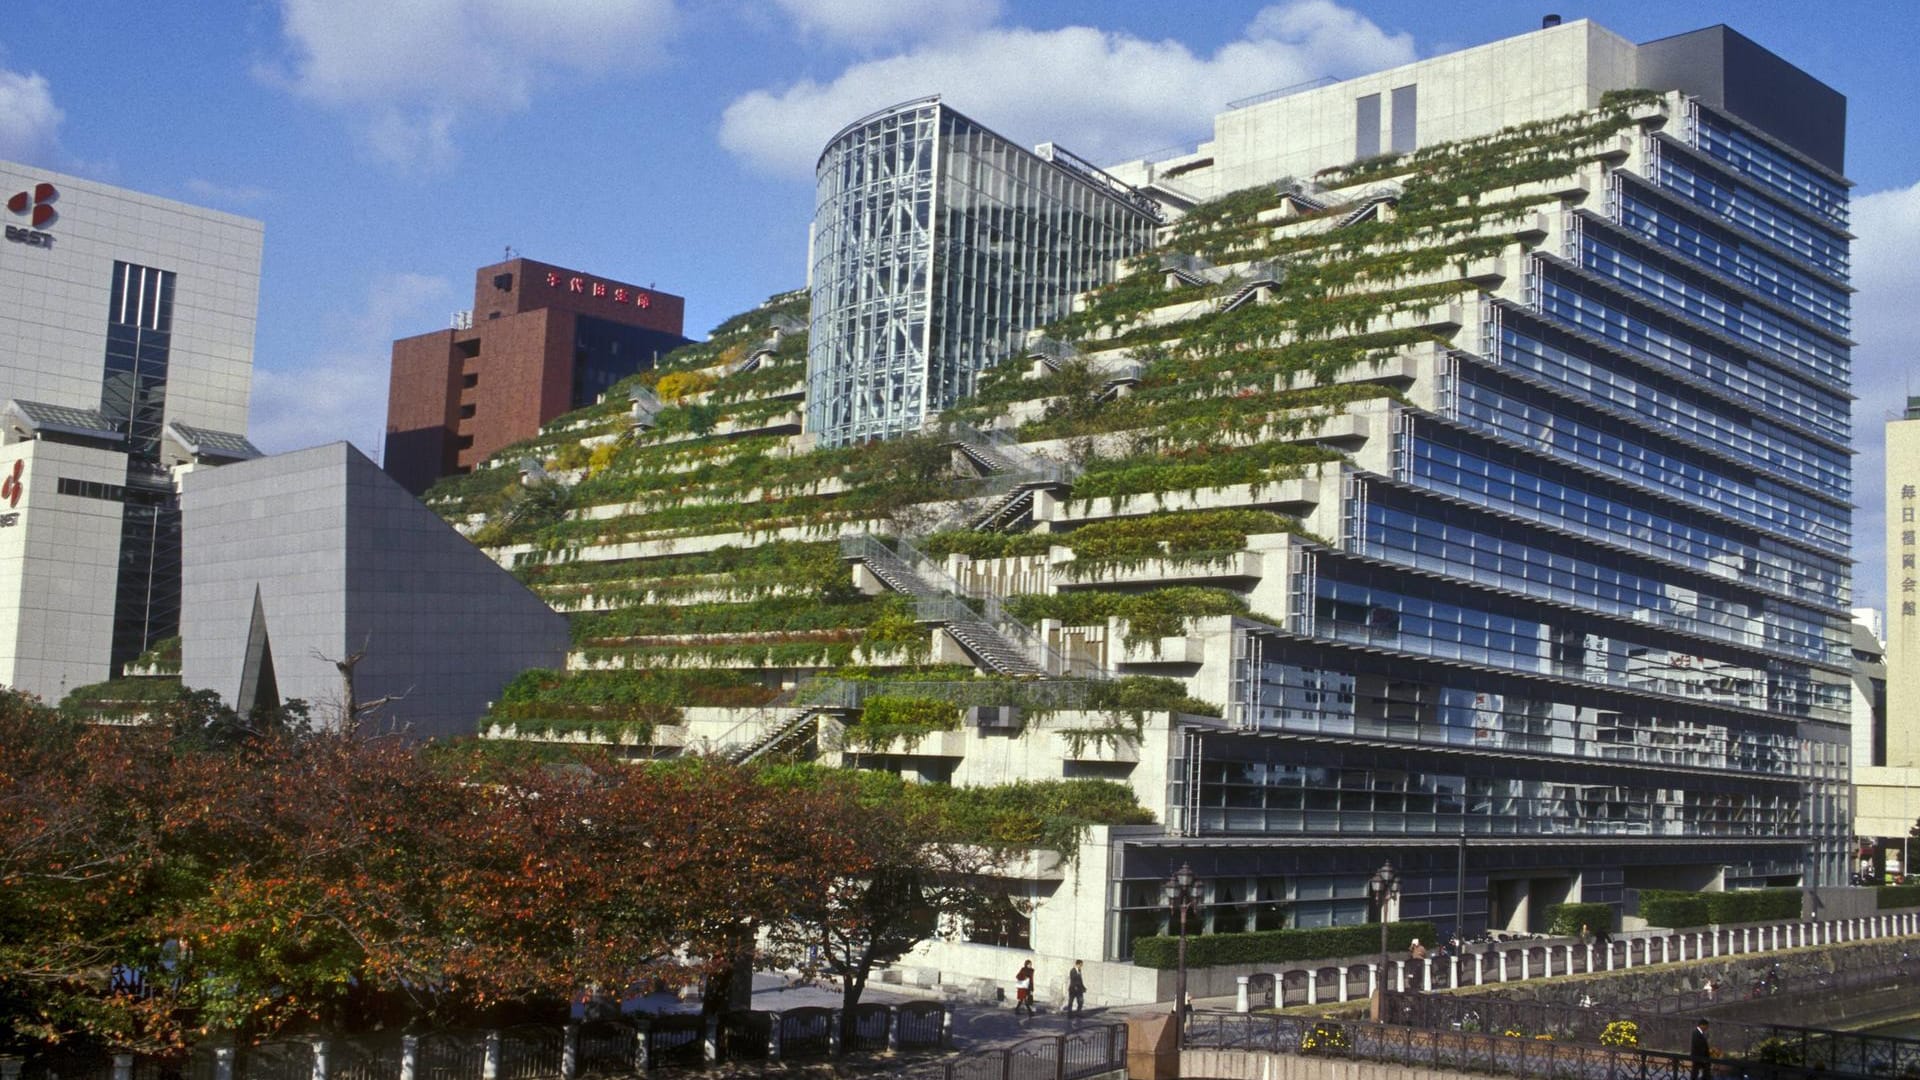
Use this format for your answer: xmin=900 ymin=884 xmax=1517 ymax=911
xmin=1495 ymin=322 xmax=1849 ymax=498
xmin=1616 ymin=190 xmax=1849 ymax=335
xmin=1579 ymin=235 xmax=1847 ymax=384
xmin=1693 ymin=111 xmax=1848 ymax=229
xmin=1536 ymin=270 xmax=1849 ymax=443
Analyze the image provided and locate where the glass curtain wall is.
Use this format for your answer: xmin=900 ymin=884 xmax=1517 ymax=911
xmin=1220 ymin=99 xmax=1853 ymax=893
xmin=808 ymin=99 xmax=1154 ymax=446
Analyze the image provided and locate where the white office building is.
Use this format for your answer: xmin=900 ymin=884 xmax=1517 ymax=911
xmin=0 ymin=160 xmax=263 ymax=702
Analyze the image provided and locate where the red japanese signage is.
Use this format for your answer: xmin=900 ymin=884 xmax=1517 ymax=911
xmin=545 ymin=271 xmax=652 ymax=309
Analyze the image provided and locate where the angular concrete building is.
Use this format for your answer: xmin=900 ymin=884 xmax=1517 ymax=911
xmin=180 ymin=443 xmax=569 ymax=738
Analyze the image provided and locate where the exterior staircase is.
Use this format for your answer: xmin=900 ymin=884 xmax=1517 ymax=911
xmin=1279 ymin=182 xmax=1330 ymax=214
xmin=953 ymin=438 xmax=1019 ymax=477
xmin=840 ymin=535 xmax=1050 ymax=678
xmin=1213 ymin=262 xmax=1284 ymax=313
xmin=725 ymin=707 xmax=823 ymax=764
xmin=1335 ymin=184 xmax=1404 ymax=229
xmin=939 ymin=420 xmax=1076 ymax=533
xmin=970 ymin=487 xmax=1037 ymax=532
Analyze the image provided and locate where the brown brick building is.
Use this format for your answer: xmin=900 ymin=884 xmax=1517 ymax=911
xmin=383 ymin=258 xmax=688 ymax=494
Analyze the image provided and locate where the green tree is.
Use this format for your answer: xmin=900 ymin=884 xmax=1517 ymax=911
xmin=760 ymin=768 xmax=993 ymax=1047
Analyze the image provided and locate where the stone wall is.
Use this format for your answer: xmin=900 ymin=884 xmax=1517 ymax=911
xmin=1183 ymin=1049 xmax=1482 ymax=1080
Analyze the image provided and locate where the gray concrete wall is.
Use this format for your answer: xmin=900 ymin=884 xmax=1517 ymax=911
xmin=181 ymin=443 xmax=350 ymax=717
xmin=182 ymin=442 xmax=568 ymax=738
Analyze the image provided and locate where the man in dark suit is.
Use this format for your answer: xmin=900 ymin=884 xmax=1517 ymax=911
xmin=1691 ymin=1019 xmax=1712 ymax=1080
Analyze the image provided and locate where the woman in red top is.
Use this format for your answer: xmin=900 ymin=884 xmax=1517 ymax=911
xmin=1014 ymin=960 xmax=1036 ymax=1017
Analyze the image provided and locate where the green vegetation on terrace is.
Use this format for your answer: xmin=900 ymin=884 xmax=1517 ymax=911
xmin=1007 ymin=587 xmax=1249 ymax=645
xmin=571 ymin=594 xmax=908 ymax=645
xmin=59 ymin=675 xmax=190 ymax=720
xmin=430 ymin=96 xmax=1661 ymax=750
xmin=760 ymin=763 xmax=1155 ymax=854
xmin=521 ymin=540 xmax=847 ymax=601
xmin=1067 ymin=509 xmax=1308 ymax=567
xmin=130 ymin=635 xmax=183 ymax=673
xmin=842 ymin=694 xmax=962 ymax=750
xmin=797 ymin=672 xmax=1222 ymax=720
xmin=483 ymin=667 xmax=780 ymax=738
xmin=918 ymin=509 xmax=1307 ymax=567
xmin=1073 ymin=439 xmax=1336 ymax=502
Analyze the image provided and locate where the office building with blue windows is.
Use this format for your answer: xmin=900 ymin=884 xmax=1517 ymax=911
xmin=1064 ymin=20 xmax=1856 ymax=941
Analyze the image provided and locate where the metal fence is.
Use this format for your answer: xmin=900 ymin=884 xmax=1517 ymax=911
xmin=1185 ymin=1012 xmax=1885 ymax=1080
xmin=12 ymin=1003 xmax=951 ymax=1080
xmin=941 ymin=1024 xmax=1128 ymax=1080
xmin=1385 ymin=958 xmax=1920 ymax=1076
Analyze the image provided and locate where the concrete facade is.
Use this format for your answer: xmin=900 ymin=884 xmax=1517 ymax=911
xmin=1855 ymin=403 xmax=1920 ymax=869
xmin=0 ymin=160 xmax=261 ymax=436
xmin=1108 ymin=21 xmax=1842 ymax=205
xmin=383 ymin=258 xmax=688 ymax=494
xmin=0 ymin=159 xmax=263 ymax=700
xmin=0 ymin=439 xmax=131 ymax=698
xmin=181 ymin=442 xmax=569 ymax=738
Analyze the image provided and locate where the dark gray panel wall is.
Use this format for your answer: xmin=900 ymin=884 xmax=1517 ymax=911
xmin=1637 ymin=24 xmax=1847 ymax=174
xmin=182 ymin=442 xmax=569 ymax=738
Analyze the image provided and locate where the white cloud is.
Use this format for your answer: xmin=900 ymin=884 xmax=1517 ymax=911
xmin=184 ymin=178 xmax=270 ymax=204
xmin=0 ymin=66 xmax=62 ymax=161
xmin=771 ymin=0 xmax=1001 ymax=48
xmin=720 ymin=0 xmax=1414 ymax=177
xmin=1847 ymin=178 xmax=1920 ymax=612
xmin=264 ymin=0 xmax=677 ymax=171
xmin=249 ymin=272 xmax=455 ymax=460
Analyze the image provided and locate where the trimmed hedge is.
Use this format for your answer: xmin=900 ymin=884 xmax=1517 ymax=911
xmin=1878 ymin=884 xmax=1920 ymax=910
xmin=1639 ymin=895 xmax=1710 ymax=929
xmin=1703 ymin=888 xmax=1802 ymax=923
xmin=1132 ymin=920 xmax=1438 ymax=970
xmin=1543 ymin=902 xmax=1613 ymax=937
xmin=1639 ymin=888 xmax=1801 ymax=927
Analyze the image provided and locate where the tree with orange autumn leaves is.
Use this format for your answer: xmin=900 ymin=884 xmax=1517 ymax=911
xmin=0 ymin=691 xmax=857 ymax=1053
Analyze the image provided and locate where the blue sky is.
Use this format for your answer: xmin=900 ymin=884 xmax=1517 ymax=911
xmin=2 ymin=0 xmax=1915 ymax=612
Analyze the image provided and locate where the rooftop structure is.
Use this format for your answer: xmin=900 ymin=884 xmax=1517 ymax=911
xmin=806 ymin=98 xmax=1157 ymax=446
xmin=384 ymin=258 xmax=689 ymax=494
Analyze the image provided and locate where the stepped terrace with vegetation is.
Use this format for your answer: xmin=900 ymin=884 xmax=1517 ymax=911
xmin=424 ymin=91 xmax=1675 ymax=769
xmin=50 ymin=88 xmax=1719 ymax=997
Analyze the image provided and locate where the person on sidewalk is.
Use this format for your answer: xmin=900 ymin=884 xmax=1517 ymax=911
xmin=1014 ymin=960 xmax=1036 ymax=1018
xmin=1066 ymin=960 xmax=1087 ymax=1016
xmin=1690 ymin=1019 xmax=1712 ymax=1080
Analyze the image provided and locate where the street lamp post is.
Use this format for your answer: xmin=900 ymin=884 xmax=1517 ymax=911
xmin=1369 ymin=860 xmax=1399 ymax=1009
xmin=1163 ymin=863 xmax=1200 ymax=1046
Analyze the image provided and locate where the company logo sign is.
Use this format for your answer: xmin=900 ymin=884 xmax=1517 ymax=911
xmin=0 ymin=460 xmax=23 ymax=514
xmin=5 ymin=181 xmax=56 ymax=249
xmin=7 ymin=182 xmax=56 ymax=227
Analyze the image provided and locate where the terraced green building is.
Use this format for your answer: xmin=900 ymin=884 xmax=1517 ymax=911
xmin=426 ymin=18 xmax=1852 ymax=1005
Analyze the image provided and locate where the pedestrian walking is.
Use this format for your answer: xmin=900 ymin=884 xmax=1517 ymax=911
xmin=1014 ymin=960 xmax=1036 ymax=1018
xmin=1690 ymin=1019 xmax=1712 ymax=1080
xmin=1066 ymin=959 xmax=1087 ymax=1016
xmin=1410 ymin=938 xmax=1428 ymax=960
